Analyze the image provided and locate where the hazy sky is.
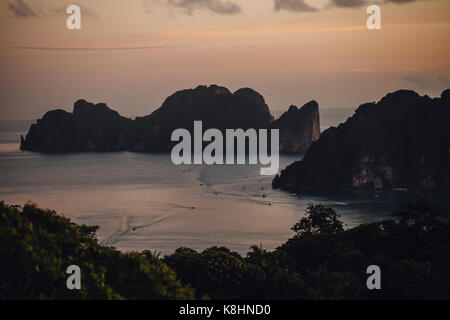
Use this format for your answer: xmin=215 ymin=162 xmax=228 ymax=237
xmin=1 ymin=0 xmax=449 ymax=120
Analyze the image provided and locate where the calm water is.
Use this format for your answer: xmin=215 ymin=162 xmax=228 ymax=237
xmin=0 ymin=114 xmax=424 ymax=255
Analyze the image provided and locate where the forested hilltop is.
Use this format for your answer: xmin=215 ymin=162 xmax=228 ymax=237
xmin=1 ymin=200 xmax=449 ymax=300
xmin=273 ymin=89 xmax=450 ymax=192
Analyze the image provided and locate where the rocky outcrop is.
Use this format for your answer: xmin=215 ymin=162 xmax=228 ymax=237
xmin=270 ymin=101 xmax=320 ymax=153
xmin=20 ymin=85 xmax=320 ymax=154
xmin=20 ymin=100 xmax=133 ymax=152
xmin=128 ymin=85 xmax=275 ymax=152
xmin=273 ymin=89 xmax=450 ymax=192
xmin=233 ymin=87 xmax=273 ymax=121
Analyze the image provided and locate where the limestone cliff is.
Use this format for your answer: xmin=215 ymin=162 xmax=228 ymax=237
xmin=273 ymin=89 xmax=450 ymax=192
xmin=271 ymin=101 xmax=320 ymax=153
xmin=20 ymin=85 xmax=320 ymax=154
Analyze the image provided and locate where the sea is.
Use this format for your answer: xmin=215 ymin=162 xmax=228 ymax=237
xmin=0 ymin=109 xmax=436 ymax=255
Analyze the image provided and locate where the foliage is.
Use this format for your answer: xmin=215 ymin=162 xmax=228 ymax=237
xmin=164 ymin=246 xmax=308 ymax=299
xmin=291 ymin=204 xmax=344 ymax=237
xmin=392 ymin=197 xmax=443 ymax=231
xmin=1 ymin=200 xmax=449 ymax=300
xmin=0 ymin=201 xmax=194 ymax=300
xmin=166 ymin=202 xmax=450 ymax=299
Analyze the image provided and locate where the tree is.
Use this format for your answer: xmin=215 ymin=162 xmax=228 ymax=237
xmin=392 ymin=197 xmax=443 ymax=231
xmin=0 ymin=201 xmax=194 ymax=300
xmin=292 ymin=204 xmax=344 ymax=237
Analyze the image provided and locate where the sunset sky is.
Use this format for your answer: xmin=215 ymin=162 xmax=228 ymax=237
xmin=1 ymin=0 xmax=449 ymax=120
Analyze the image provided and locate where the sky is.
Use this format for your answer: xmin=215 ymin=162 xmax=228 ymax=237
xmin=0 ymin=0 xmax=449 ymax=120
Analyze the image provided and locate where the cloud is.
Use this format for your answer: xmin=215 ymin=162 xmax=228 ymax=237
xmin=274 ymin=0 xmax=319 ymax=12
xmin=144 ymin=0 xmax=242 ymax=16
xmin=384 ymin=0 xmax=417 ymax=3
xmin=402 ymin=75 xmax=450 ymax=90
xmin=7 ymin=1 xmax=98 ymax=19
xmin=329 ymin=0 xmax=368 ymax=8
xmin=273 ymin=0 xmax=428 ymax=13
xmin=330 ymin=0 xmax=428 ymax=7
xmin=7 ymin=0 xmax=37 ymax=18
xmin=49 ymin=5 xmax=99 ymax=19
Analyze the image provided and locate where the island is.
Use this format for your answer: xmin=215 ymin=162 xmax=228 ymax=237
xmin=273 ymin=89 xmax=450 ymax=192
xmin=20 ymin=85 xmax=320 ymax=154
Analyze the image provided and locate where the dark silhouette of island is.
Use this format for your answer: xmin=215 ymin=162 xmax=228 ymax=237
xmin=20 ymin=85 xmax=320 ymax=154
xmin=273 ymin=89 xmax=450 ymax=192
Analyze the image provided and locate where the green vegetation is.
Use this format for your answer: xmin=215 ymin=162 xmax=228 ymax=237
xmin=1 ymin=199 xmax=449 ymax=300
xmin=0 ymin=201 xmax=193 ymax=299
